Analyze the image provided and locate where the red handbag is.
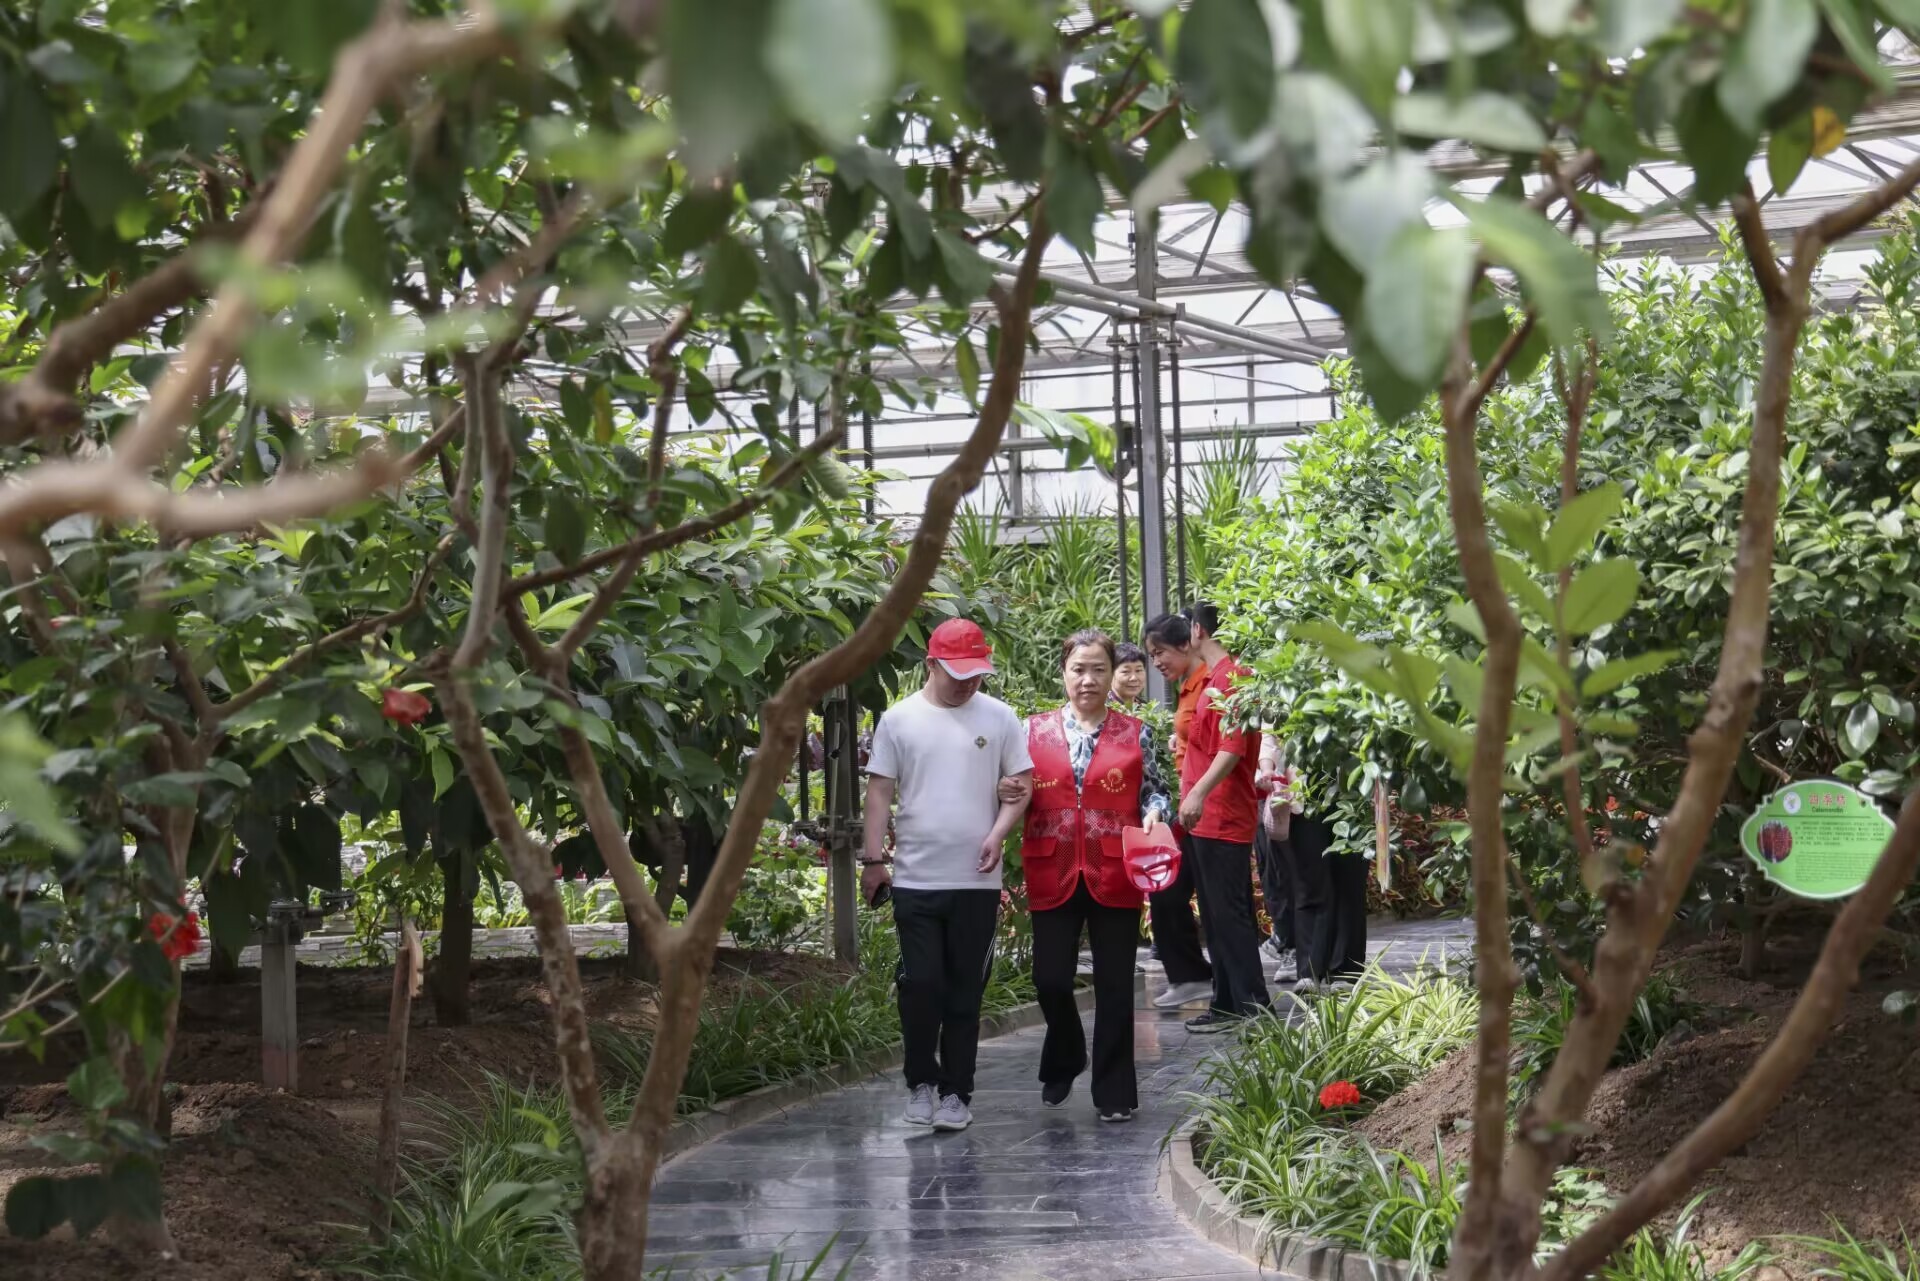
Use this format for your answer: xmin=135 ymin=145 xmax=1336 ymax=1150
xmin=1122 ymin=824 xmax=1182 ymax=894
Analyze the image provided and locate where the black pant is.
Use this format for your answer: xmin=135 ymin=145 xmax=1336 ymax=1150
xmin=1253 ymin=825 xmax=1294 ymax=952
xmin=1287 ymin=815 xmax=1369 ymax=981
xmin=1187 ymin=834 xmax=1270 ymax=1016
xmin=1147 ymin=842 xmax=1212 ymax=985
xmin=893 ymin=887 xmax=1001 ymax=1104
xmin=1032 ymin=880 xmax=1139 ymax=1113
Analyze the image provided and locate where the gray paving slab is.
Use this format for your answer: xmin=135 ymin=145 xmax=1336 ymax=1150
xmin=649 ymin=915 xmax=1472 ymax=1280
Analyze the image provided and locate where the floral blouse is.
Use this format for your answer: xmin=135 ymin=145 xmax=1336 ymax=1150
xmin=1058 ymin=709 xmax=1172 ymax=824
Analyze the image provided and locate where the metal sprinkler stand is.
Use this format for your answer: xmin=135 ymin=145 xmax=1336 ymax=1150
xmin=259 ymin=891 xmax=355 ymax=1092
xmin=792 ymin=687 xmax=864 ymax=965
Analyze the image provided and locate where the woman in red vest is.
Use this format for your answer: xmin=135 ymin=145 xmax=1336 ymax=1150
xmin=1020 ymin=629 xmax=1172 ymax=1122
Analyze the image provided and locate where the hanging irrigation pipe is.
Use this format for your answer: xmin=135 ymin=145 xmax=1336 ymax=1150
xmin=1111 ymin=329 xmax=1133 ymax=645
xmin=1169 ymin=311 xmax=1188 ymax=609
xmin=992 ymin=266 xmax=1327 ymax=364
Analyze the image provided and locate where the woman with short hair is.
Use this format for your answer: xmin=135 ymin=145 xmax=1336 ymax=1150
xmin=1018 ymin=629 xmax=1170 ymax=1121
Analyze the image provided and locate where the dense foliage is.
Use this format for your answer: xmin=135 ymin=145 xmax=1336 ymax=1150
xmin=1214 ymin=223 xmax=1920 ymax=976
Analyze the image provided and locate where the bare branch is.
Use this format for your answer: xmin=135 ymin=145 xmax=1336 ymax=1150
xmin=1439 ymin=320 xmax=1527 ymax=1264
xmin=453 ymin=358 xmax=510 ymax=671
xmin=1545 ymin=790 xmax=1920 ymax=1280
xmin=164 ymin=642 xmax=220 ymax=736
xmin=1552 ymin=337 xmax=1603 ymax=891
xmin=1732 ymin=183 xmax=1790 ymax=311
xmin=1797 ymin=154 xmax=1920 ymax=258
xmin=643 ymin=308 xmax=696 ymax=525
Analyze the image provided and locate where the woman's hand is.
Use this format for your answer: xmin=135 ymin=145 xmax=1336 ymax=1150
xmin=1177 ymin=788 xmax=1206 ymax=831
xmin=997 ymin=775 xmax=1030 ymax=806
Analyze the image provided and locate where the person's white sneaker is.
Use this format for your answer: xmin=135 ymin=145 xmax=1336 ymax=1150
xmin=930 ymin=1094 xmax=971 ymax=1131
xmin=1271 ymin=951 xmax=1299 ymax=984
xmin=905 ymin=1083 xmax=937 ymax=1126
xmin=1260 ymin=936 xmax=1283 ymax=961
xmin=1292 ymin=977 xmax=1321 ymax=996
xmin=1154 ymin=980 xmax=1214 ymax=1009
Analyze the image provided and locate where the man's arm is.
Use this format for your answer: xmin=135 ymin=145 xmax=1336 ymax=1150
xmin=978 ymin=769 xmax=1032 ymax=872
xmin=1179 ymin=750 xmax=1240 ymax=827
xmin=862 ymin=775 xmax=895 ymax=900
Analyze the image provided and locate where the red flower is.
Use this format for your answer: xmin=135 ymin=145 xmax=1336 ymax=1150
xmin=1318 ymin=1080 xmax=1363 ymax=1110
xmin=149 ymin=909 xmax=202 ymax=962
xmin=381 ymin=687 xmax=432 ymax=726
xmin=1604 ymin=795 xmax=1620 ymax=814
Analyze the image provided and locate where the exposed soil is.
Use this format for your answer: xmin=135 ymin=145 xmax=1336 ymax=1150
xmin=1355 ymin=926 xmax=1920 ymax=1271
xmin=0 ymin=946 xmax=848 ymax=1280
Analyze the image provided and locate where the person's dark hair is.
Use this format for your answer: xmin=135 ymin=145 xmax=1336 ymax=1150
xmin=1142 ymin=612 xmax=1192 ymax=649
xmin=1185 ymin=601 xmax=1220 ymax=635
xmin=1060 ymin=629 xmax=1117 ymax=669
xmin=1113 ymin=641 xmax=1147 ymax=667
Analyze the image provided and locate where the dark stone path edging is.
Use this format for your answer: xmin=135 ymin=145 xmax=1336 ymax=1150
xmin=662 ymin=981 xmax=1106 ymax=1161
xmin=1159 ymin=1117 xmax=1415 ymax=1281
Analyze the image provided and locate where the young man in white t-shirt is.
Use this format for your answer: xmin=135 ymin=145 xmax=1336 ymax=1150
xmin=862 ymin=618 xmax=1033 ymax=1132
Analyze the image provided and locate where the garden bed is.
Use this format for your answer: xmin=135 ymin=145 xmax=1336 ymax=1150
xmin=1 ymin=926 xmax=1037 ymax=1281
xmin=1353 ymin=928 xmax=1920 ymax=1272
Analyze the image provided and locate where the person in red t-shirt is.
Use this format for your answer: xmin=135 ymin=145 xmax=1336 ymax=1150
xmin=1147 ymin=605 xmax=1270 ymax=1031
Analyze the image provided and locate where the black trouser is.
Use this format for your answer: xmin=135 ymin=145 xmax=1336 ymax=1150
xmin=1253 ymin=824 xmax=1295 ymax=952
xmin=893 ymin=887 xmax=1001 ymax=1104
xmin=1288 ymin=815 xmax=1369 ymax=981
xmin=1147 ymin=841 xmax=1212 ymax=985
xmin=1187 ymin=834 xmax=1271 ymax=1016
xmin=1032 ymin=880 xmax=1139 ymax=1113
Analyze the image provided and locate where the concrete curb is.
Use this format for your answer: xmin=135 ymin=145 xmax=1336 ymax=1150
xmin=662 ymin=979 xmax=1111 ymax=1162
xmin=1159 ymin=1118 xmax=1414 ymax=1281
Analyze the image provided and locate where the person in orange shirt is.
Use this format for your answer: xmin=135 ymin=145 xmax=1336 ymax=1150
xmin=1140 ymin=608 xmax=1219 ymax=1009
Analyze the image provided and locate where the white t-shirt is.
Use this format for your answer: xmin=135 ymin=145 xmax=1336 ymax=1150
xmin=866 ymin=689 xmax=1034 ymax=891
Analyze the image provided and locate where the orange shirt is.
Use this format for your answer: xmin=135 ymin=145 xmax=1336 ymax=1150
xmin=1170 ymin=660 xmax=1211 ymax=772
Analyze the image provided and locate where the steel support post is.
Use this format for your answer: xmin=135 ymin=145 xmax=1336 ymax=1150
xmin=1131 ymin=218 xmax=1172 ymax=703
xmin=823 ymin=687 xmax=861 ymax=965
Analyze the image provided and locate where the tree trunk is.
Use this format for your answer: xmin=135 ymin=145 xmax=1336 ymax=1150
xmin=429 ymin=854 xmax=474 ymax=1026
xmin=206 ymin=939 xmax=240 ymax=983
xmin=1739 ymin=875 xmax=1768 ymax=981
xmin=374 ymin=922 xmax=421 ymax=1238
xmin=578 ymin=1144 xmax=657 ymax=1281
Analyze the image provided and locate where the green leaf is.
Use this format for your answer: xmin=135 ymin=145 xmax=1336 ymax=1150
xmin=4 ymin=1176 xmax=63 ymax=1240
xmin=1582 ymin=649 xmax=1682 ymax=698
xmin=1444 ymin=655 xmax=1486 ymax=710
xmin=545 ymin=495 xmax=587 ymax=568
xmin=1593 ymin=0 xmax=1685 ymax=56
xmin=1323 ymin=149 xmax=1433 ymax=272
xmin=1394 ymin=91 xmax=1548 ymax=153
xmin=1465 ymin=197 xmax=1609 ymax=348
xmin=126 ymin=29 xmax=198 ymax=95
xmin=765 ymin=0 xmax=893 ymax=144
xmin=0 ymin=69 xmax=61 ymax=221
xmin=1176 ymin=0 xmax=1280 ymax=140
xmin=1817 ymin=0 xmax=1896 ymax=93
xmin=663 ymin=188 xmax=736 ymax=256
xmin=1877 ymin=0 xmax=1920 ymax=31
xmin=697 ymin=236 xmax=760 ymax=317
xmin=1677 ymin=88 xmax=1756 ymax=207
xmin=1488 ymin=498 xmax=1552 ymax=569
xmin=1844 ymin=702 xmax=1882 ymax=757
xmin=954 ymin=335 xmax=981 ymax=410
xmin=1325 ymin=0 xmax=1415 ymax=108
xmin=1446 ymin=597 xmax=1489 ymax=642
xmin=107 ymin=1157 xmax=162 ymax=1224
xmin=1521 ymin=635 xmax=1578 ymax=697
xmin=1045 ymin=142 xmax=1104 ymax=255
xmin=251 ymin=0 xmax=378 ymax=78
xmin=69 ymin=121 xmax=144 ymax=230
xmin=1494 ymin=553 xmax=1554 ymax=620
xmin=1364 ymin=225 xmax=1475 ymax=383
xmin=1562 ymin=559 xmax=1642 ymax=635
xmin=1768 ymin=114 xmax=1815 ymax=196
xmin=1525 ymin=0 xmax=1580 ymax=35
xmin=431 ymin=748 xmax=454 ymax=801
xmin=666 ymin=0 xmax=778 ymax=172
xmin=1718 ymin=0 xmax=1818 ymax=132
xmin=1546 ymin=482 xmax=1624 ymax=570
xmin=934 ymin=232 xmax=996 ymax=303
xmin=66 ymin=1058 xmax=127 ymax=1113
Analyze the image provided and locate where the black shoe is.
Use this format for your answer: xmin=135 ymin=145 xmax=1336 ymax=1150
xmin=1042 ymin=1080 xmax=1072 ymax=1108
xmin=1184 ymin=1010 xmax=1246 ymax=1035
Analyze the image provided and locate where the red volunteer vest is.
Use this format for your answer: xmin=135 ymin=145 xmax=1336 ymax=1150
xmin=1020 ymin=710 xmax=1147 ymax=912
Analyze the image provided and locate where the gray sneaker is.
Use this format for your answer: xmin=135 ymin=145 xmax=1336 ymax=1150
xmin=1153 ymin=980 xmax=1214 ymax=1009
xmin=1271 ymin=951 xmax=1299 ymax=984
xmin=930 ymin=1093 xmax=972 ymax=1131
xmin=905 ymin=1083 xmax=937 ymax=1126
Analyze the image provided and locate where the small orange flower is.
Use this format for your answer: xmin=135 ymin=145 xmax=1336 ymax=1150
xmin=149 ymin=909 xmax=202 ymax=962
xmin=381 ymin=687 xmax=432 ymax=726
xmin=1318 ymin=1080 xmax=1363 ymax=1109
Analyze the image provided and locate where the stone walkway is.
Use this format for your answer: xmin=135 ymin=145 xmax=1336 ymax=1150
xmin=647 ymin=916 xmax=1472 ymax=1281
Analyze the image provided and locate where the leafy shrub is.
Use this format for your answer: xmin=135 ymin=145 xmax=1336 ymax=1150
xmin=725 ymin=828 xmax=828 ymax=953
xmin=1788 ymin=1226 xmax=1920 ymax=1279
xmin=1592 ymin=1196 xmax=1776 ymax=1281
xmin=1511 ymin=970 xmax=1699 ymax=1102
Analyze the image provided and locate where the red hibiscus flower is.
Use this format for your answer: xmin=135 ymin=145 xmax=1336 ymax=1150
xmin=381 ymin=687 xmax=432 ymax=726
xmin=1318 ymin=1080 xmax=1363 ymax=1110
xmin=149 ymin=909 xmax=202 ymax=962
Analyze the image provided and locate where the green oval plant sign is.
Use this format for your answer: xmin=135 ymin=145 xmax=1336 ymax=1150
xmin=1740 ymin=780 xmax=1897 ymax=900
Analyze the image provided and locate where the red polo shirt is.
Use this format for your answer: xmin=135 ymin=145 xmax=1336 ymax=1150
xmin=1180 ymin=655 xmax=1261 ymax=844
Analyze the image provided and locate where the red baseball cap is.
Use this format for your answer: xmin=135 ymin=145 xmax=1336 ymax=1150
xmin=927 ymin=618 xmax=996 ymax=680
